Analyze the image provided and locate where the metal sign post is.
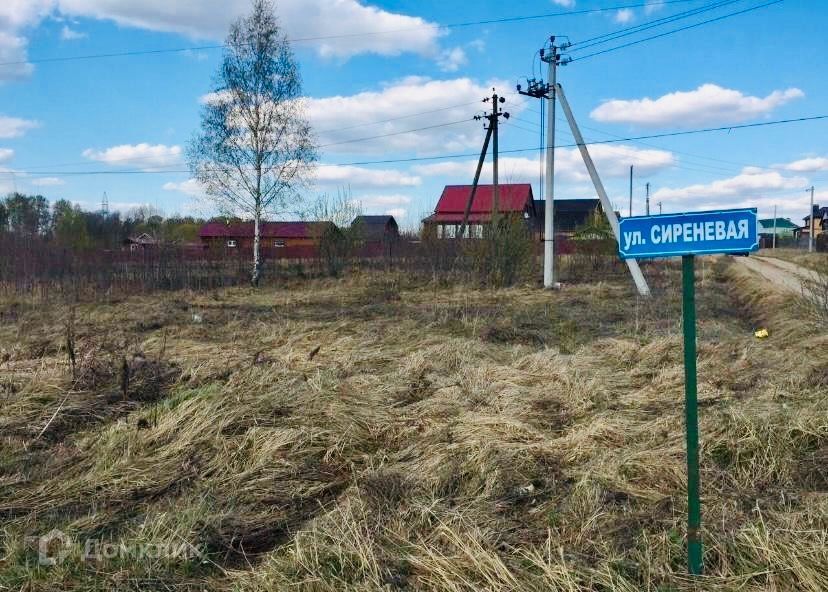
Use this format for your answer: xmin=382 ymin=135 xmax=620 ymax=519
xmin=619 ymin=208 xmax=759 ymax=575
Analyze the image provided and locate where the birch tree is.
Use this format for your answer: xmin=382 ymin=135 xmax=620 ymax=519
xmin=189 ymin=0 xmax=317 ymax=286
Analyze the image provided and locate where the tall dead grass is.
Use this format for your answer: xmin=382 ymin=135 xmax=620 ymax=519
xmin=1 ymin=260 xmax=826 ymax=590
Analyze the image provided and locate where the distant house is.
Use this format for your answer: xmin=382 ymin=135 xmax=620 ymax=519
xmin=758 ymin=217 xmax=799 ymax=237
xmin=533 ymin=198 xmax=602 ymax=239
xmin=352 ymin=215 xmax=399 ymax=243
xmin=123 ymin=232 xmax=158 ymax=252
xmin=351 ymin=214 xmax=400 ymax=257
xmin=198 ymin=221 xmax=335 ymax=251
xmin=422 ymin=184 xmax=536 ymax=238
xmin=802 ymin=205 xmax=828 ymax=241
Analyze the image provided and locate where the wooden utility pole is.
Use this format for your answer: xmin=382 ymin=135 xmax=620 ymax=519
xmin=629 ymin=165 xmax=634 ymax=217
xmin=457 ymin=92 xmax=508 ymax=241
xmin=772 ymin=205 xmax=777 ymax=249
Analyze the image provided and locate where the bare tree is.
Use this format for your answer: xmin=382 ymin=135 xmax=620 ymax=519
xmin=189 ymin=0 xmax=317 ymax=286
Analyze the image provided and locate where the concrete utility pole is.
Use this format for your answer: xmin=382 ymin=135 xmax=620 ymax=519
xmin=629 ymin=165 xmax=634 ymax=217
xmin=772 ymin=205 xmax=777 ymax=249
xmin=809 ymin=185 xmax=815 ymax=253
xmin=518 ymin=36 xmax=569 ymax=289
xmin=645 ymin=182 xmax=651 ymax=216
xmin=659 ymin=201 xmax=663 ymax=215
xmin=556 ymin=82 xmax=651 ymax=297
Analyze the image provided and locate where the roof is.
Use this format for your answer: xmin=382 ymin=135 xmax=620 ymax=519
xmin=423 ymin=212 xmax=512 ymax=224
xmin=534 ymin=199 xmax=600 ymax=217
xmin=352 ymin=215 xmax=398 ymax=241
xmin=803 ymin=207 xmax=828 ymax=221
xmin=125 ymin=233 xmax=157 ymax=244
xmin=434 ymin=184 xmax=534 ymax=214
xmin=353 ymin=215 xmax=395 ymax=225
xmin=198 ymin=221 xmax=334 ymax=239
xmin=758 ymin=218 xmax=799 ymax=229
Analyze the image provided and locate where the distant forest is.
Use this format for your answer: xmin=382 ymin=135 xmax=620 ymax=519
xmin=0 ymin=192 xmax=210 ymax=249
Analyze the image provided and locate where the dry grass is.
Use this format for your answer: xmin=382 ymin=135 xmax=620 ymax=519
xmin=1 ymin=259 xmax=827 ymax=591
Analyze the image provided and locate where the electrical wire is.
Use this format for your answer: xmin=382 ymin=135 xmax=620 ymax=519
xmin=8 ymin=113 xmax=826 ymax=177
xmin=568 ymin=0 xmax=741 ymax=52
xmin=570 ymin=0 xmax=783 ymax=61
xmin=0 ymin=0 xmax=704 ymax=68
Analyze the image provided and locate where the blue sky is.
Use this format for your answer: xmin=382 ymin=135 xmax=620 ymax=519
xmin=1 ymin=0 xmax=826 ymax=228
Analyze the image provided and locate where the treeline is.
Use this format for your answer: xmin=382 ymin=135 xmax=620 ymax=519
xmin=0 ymin=192 xmax=207 ymax=250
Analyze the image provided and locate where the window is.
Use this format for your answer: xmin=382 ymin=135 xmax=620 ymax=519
xmin=445 ymin=225 xmax=456 ymax=239
xmin=436 ymin=225 xmax=443 ymax=239
xmin=471 ymin=224 xmax=483 ymax=238
xmin=274 ymin=240 xmax=285 ymax=247
xmin=227 ymin=240 xmax=237 ymax=248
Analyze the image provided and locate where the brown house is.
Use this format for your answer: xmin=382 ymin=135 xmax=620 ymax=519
xmin=198 ymin=221 xmax=335 ymax=251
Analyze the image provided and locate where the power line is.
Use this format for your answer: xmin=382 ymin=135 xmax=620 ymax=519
xmin=318 ymin=119 xmax=471 ymax=148
xmin=0 ymin=0 xmax=703 ymax=68
xmin=568 ymin=0 xmax=741 ymax=52
xmin=9 ymin=113 xmax=826 ymax=177
xmin=570 ymin=0 xmax=783 ymax=61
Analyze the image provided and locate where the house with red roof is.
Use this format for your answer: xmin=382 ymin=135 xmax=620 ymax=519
xmin=422 ymin=184 xmax=537 ymax=238
xmin=198 ymin=220 xmax=335 ymax=253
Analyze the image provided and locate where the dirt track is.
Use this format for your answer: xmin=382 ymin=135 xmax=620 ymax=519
xmin=732 ymin=254 xmax=818 ymax=295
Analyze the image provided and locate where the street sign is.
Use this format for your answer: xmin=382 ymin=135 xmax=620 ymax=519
xmin=617 ymin=208 xmax=758 ymax=259
xmin=615 ymin=207 xmax=758 ymax=576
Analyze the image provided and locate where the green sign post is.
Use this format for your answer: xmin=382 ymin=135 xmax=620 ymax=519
xmin=682 ymin=255 xmax=702 ymax=575
xmin=619 ymin=208 xmax=759 ymax=575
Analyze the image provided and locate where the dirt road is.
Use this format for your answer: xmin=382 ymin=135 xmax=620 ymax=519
xmin=732 ymin=254 xmax=819 ymax=295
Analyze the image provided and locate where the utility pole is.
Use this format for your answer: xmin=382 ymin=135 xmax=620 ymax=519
xmin=808 ymin=185 xmax=815 ymax=253
xmin=628 ymin=165 xmax=634 ymax=217
xmin=645 ymin=182 xmax=650 ymax=216
xmin=457 ymin=92 xmax=508 ymax=241
xmin=102 ymin=191 xmax=109 ymax=216
xmin=659 ymin=201 xmax=663 ymax=215
xmin=772 ymin=205 xmax=777 ymax=249
xmin=517 ymin=36 xmax=570 ymax=289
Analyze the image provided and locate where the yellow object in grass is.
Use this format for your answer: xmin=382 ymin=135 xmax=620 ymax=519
xmin=754 ymin=328 xmax=769 ymax=339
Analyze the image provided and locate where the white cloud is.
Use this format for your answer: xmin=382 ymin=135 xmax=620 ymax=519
xmin=0 ymin=147 xmax=13 ymax=162
xmin=30 ymin=176 xmax=65 ymax=186
xmin=56 ymin=0 xmax=440 ymax=59
xmin=352 ymin=194 xmax=411 ymax=207
xmin=0 ymin=114 xmax=39 ymax=138
xmin=385 ymin=207 xmax=407 ymax=219
xmin=83 ymin=143 xmax=182 ymax=170
xmin=316 ymin=165 xmax=420 ymax=188
xmin=614 ymin=9 xmax=634 ymax=24
xmin=163 ymin=178 xmax=205 ymax=197
xmin=60 ymin=24 xmax=86 ymax=40
xmin=468 ymin=39 xmax=485 ymax=52
xmin=652 ymin=168 xmax=809 ymax=217
xmin=777 ymin=156 xmax=828 ymax=173
xmin=551 ymin=0 xmax=575 ymax=7
xmin=0 ymin=0 xmax=54 ymax=81
xmin=590 ymin=84 xmax=804 ymax=127
xmin=413 ymin=144 xmax=675 ymax=183
xmin=308 ymin=77 xmax=517 ymax=155
xmin=437 ymin=47 xmax=467 ymax=72
xmin=644 ymin=0 xmax=664 ymax=15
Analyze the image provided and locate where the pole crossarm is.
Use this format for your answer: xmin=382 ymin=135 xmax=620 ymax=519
xmin=555 ymin=82 xmax=651 ymax=297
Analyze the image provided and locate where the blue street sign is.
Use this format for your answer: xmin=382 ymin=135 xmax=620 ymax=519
xmin=618 ymin=208 xmax=759 ymax=259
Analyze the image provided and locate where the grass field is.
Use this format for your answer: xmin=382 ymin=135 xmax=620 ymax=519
xmin=1 ymin=257 xmax=827 ymax=591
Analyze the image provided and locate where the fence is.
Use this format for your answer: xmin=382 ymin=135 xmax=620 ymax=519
xmin=0 ymin=234 xmax=624 ymax=299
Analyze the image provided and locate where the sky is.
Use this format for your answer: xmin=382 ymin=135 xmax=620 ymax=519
xmin=0 ymin=0 xmax=827 ymax=229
